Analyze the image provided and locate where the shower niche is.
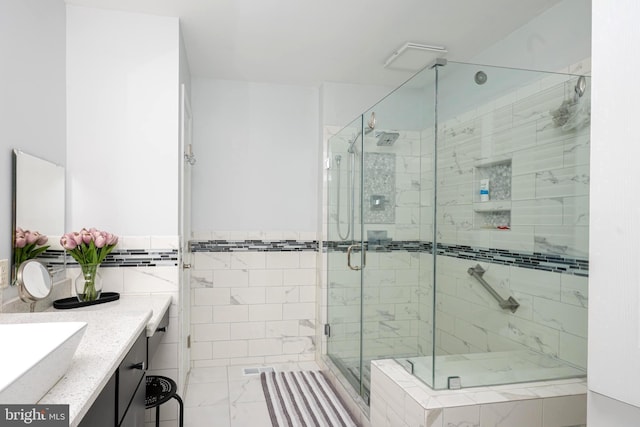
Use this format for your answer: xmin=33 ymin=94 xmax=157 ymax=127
xmin=472 ymin=158 xmax=512 ymax=230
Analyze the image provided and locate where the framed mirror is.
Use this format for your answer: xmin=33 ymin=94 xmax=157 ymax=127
xmin=11 ymin=150 xmax=65 ymax=283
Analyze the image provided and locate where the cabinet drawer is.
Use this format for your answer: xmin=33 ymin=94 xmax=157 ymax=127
xmin=147 ymin=308 xmax=169 ymax=367
xmin=117 ymin=330 xmax=146 ymax=424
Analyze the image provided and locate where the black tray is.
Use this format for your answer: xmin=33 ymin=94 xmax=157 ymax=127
xmin=53 ymin=292 xmax=120 ymax=309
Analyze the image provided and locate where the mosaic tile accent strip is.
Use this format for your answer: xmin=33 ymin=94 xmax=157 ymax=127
xmin=187 ymin=239 xmax=588 ymax=276
xmin=190 ymin=240 xmax=319 ymax=252
xmin=98 ymin=249 xmax=178 ymax=267
xmin=324 ymin=240 xmax=588 ymax=276
xmin=435 ymin=243 xmax=588 ymax=276
xmin=39 ymin=249 xmax=179 ymax=268
xmin=325 ymin=240 xmax=431 ymax=253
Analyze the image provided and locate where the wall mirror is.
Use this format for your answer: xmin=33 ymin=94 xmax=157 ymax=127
xmin=11 ymin=150 xmax=65 ymax=284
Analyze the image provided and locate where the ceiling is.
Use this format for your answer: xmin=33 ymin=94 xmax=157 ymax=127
xmin=65 ymin=0 xmax=564 ymax=87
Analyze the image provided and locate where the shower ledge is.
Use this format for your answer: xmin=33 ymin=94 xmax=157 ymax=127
xmin=369 ymin=359 xmax=587 ymax=427
xmin=472 ymin=201 xmax=511 ymax=212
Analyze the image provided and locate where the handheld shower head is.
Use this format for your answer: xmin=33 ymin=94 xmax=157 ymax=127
xmin=347 ymin=134 xmax=359 ymax=153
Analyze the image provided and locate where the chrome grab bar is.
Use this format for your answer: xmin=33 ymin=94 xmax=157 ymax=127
xmin=347 ymin=244 xmax=366 ymax=271
xmin=467 ymin=264 xmax=519 ymax=313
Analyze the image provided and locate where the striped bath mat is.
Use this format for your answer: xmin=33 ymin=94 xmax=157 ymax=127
xmin=260 ymin=371 xmax=358 ymax=427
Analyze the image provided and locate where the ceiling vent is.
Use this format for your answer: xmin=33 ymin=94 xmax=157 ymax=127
xmin=384 ymin=42 xmax=448 ymax=71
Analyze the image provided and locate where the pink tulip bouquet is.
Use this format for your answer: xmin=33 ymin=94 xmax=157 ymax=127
xmin=60 ymin=227 xmax=119 ymax=266
xmin=60 ymin=228 xmax=118 ymax=301
xmin=14 ymin=228 xmax=50 ymax=274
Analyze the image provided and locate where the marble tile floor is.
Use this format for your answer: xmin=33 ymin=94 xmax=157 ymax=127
xmin=183 ymin=361 xmax=321 ymax=427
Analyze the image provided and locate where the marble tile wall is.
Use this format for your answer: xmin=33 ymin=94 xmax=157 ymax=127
xmin=431 ymin=68 xmax=590 ymax=257
xmin=189 ymin=231 xmax=318 ymax=368
xmin=433 ymin=256 xmax=587 ymax=369
xmin=326 ymin=249 xmax=423 ymax=371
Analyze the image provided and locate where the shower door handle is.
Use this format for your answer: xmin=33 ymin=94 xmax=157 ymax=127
xmin=347 ymin=244 xmax=366 ymax=271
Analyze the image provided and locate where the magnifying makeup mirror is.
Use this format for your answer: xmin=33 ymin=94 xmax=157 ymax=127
xmin=17 ymin=260 xmax=53 ymax=308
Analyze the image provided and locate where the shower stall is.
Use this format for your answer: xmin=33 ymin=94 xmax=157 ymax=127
xmin=325 ymin=60 xmax=590 ymax=402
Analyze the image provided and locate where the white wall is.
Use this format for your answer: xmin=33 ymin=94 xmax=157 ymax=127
xmin=588 ymin=0 xmax=640 ymax=425
xmin=470 ymin=0 xmax=592 ymax=73
xmin=0 ymin=0 xmax=66 ymax=302
xmin=66 ymin=5 xmax=180 ymax=235
xmin=191 ymin=79 xmax=319 ymax=233
xmin=66 ymin=7 xmax=189 ymax=419
xmin=320 ymin=82 xmax=394 ymax=128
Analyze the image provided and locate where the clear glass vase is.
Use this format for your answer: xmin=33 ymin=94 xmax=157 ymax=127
xmin=75 ymin=263 xmax=103 ymax=302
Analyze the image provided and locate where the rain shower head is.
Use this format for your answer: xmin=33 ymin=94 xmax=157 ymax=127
xmin=376 ymin=131 xmax=400 ymax=146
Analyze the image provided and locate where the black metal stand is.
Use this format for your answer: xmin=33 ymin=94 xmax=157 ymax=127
xmin=145 ymin=375 xmax=184 ymax=427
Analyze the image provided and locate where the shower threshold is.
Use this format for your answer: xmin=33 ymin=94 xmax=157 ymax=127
xmin=402 ymin=349 xmax=585 ymax=390
xmin=340 ymin=349 xmax=584 ymax=398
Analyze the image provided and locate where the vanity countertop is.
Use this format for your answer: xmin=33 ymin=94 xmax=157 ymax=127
xmin=48 ymin=294 xmax=173 ymax=337
xmin=0 ymin=294 xmax=172 ymax=427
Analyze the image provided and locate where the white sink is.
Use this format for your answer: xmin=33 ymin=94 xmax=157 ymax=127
xmin=0 ymin=322 xmax=87 ymax=404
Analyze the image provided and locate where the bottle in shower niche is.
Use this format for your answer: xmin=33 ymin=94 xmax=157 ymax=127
xmin=480 ymin=179 xmax=490 ymax=202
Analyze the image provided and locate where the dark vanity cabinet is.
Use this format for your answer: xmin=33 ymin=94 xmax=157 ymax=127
xmin=117 ymin=331 xmax=147 ymax=427
xmin=78 ymin=373 xmax=117 ymax=427
xmin=79 ymin=330 xmax=147 ymax=427
xmin=147 ymin=309 xmax=169 ymax=367
xmin=78 ymin=308 xmax=171 ymax=427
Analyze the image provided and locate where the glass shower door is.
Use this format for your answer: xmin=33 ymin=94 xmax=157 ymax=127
xmin=327 ymin=64 xmax=440 ymax=400
xmin=326 ymin=64 xmax=440 ymax=401
xmin=326 ymin=115 xmax=366 ymax=397
xmin=360 ymin=67 xmax=438 ymax=392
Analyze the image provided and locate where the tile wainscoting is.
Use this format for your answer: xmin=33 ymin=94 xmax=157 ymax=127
xmin=188 ymin=233 xmax=318 ymax=368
